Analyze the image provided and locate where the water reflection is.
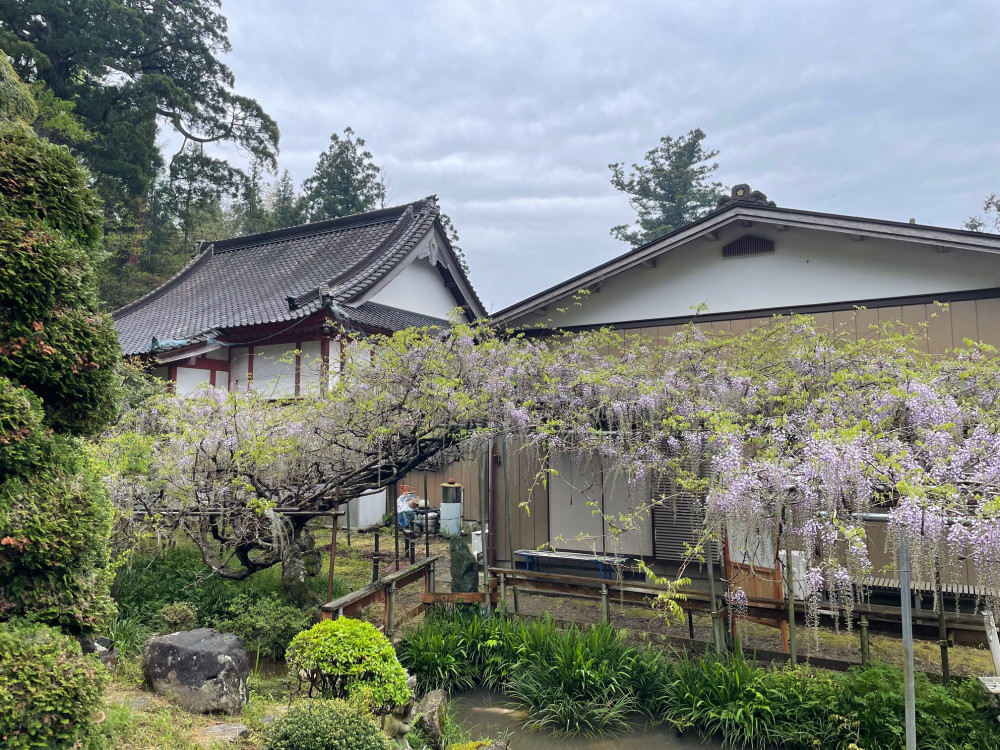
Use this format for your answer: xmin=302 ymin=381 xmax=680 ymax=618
xmin=448 ymin=690 xmax=721 ymax=750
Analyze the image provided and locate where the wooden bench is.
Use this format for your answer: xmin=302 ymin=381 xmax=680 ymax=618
xmin=514 ymin=549 xmax=630 ymax=579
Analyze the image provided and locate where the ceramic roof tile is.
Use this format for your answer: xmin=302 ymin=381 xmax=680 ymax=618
xmin=112 ymin=197 xmax=478 ymax=355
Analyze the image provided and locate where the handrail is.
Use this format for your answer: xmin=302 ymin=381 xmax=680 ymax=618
xmin=321 ymin=555 xmax=439 ymax=612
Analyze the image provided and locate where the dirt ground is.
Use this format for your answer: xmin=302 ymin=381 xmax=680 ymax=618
xmin=315 ymin=526 xmax=996 ymax=679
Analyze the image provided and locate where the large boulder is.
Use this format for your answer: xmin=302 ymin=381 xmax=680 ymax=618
xmin=449 ymin=536 xmax=479 ymax=594
xmin=142 ymin=628 xmax=249 ymax=714
xmin=414 ymin=689 xmax=448 ymax=750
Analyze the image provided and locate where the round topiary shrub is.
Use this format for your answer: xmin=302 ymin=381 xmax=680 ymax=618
xmin=265 ymin=699 xmax=390 ymax=750
xmin=0 ymin=620 xmax=107 ymax=750
xmin=286 ymin=618 xmax=410 ymax=713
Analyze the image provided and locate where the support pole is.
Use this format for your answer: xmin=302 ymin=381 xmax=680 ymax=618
xmin=386 ymin=581 xmax=397 ymax=638
xmin=394 ymin=490 xmax=400 ymax=572
xmin=688 ymin=609 xmax=695 ymax=640
xmin=326 ymin=491 xmax=339 ymax=604
xmin=860 ymin=615 xmax=870 ymax=666
xmin=601 ymin=583 xmax=610 ymax=623
xmin=705 ymin=537 xmax=725 ymax=653
xmin=784 ymin=524 xmax=797 ymax=666
xmin=935 ymin=568 xmax=950 ymax=683
xmin=372 ymin=530 xmax=380 ymax=583
xmin=479 ymin=445 xmax=491 ymax=615
xmin=899 ymin=530 xmax=917 ymax=750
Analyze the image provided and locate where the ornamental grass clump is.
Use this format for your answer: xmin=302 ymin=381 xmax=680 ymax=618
xmin=264 ymin=699 xmax=389 ymax=750
xmin=286 ymin=618 xmax=410 ymax=713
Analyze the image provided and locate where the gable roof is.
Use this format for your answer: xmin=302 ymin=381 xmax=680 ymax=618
xmin=113 ymin=197 xmax=484 ymax=355
xmin=493 ymin=186 xmax=1000 ymax=326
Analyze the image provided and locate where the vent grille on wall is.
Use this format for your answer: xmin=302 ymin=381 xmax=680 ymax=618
xmin=650 ymin=471 xmax=721 ymax=563
xmin=723 ymin=234 xmax=775 ymax=258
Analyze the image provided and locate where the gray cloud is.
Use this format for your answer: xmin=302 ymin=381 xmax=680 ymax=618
xmin=213 ymin=0 xmax=1000 ymax=311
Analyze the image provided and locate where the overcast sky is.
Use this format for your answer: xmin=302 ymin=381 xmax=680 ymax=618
xmin=214 ymin=0 xmax=1000 ymax=312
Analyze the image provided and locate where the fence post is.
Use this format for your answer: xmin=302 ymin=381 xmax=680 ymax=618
xmin=428 ymin=559 xmax=436 ymax=594
xmin=860 ymin=615 xmax=870 ymax=666
xmin=386 ymin=581 xmax=397 ymax=638
xmin=499 ymin=571 xmax=507 ymax=610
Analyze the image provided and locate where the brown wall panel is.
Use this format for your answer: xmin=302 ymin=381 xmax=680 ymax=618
xmin=976 ymin=298 xmax=1000 ymax=348
xmin=926 ymin=304 xmax=953 ymax=354
xmin=950 ymin=300 xmax=979 ymax=345
xmin=855 ymin=307 xmax=879 ymax=339
xmin=833 ymin=309 xmax=856 ymax=335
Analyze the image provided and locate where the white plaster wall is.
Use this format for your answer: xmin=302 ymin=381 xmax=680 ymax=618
xmin=368 ymin=256 xmax=458 ymax=320
xmin=206 ymin=347 xmax=228 ymax=361
xmin=514 ymin=225 xmax=1000 ymax=328
xmin=548 ymin=452 xmax=605 ymax=552
xmin=299 ymin=341 xmax=323 ymax=395
xmin=253 ymin=343 xmax=296 ymax=398
xmin=230 ymin=347 xmax=250 ymax=392
xmin=175 ymin=367 xmax=211 ymax=396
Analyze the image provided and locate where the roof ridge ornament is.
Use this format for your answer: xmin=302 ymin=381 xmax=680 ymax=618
xmin=717 ymin=183 xmax=776 ymax=209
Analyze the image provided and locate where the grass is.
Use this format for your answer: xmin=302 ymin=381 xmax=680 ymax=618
xmin=98 ymin=659 xmax=291 ymax=750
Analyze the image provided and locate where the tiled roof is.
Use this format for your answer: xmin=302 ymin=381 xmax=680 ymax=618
xmin=113 ymin=197 xmax=480 ymax=355
xmin=340 ymin=302 xmax=448 ymax=331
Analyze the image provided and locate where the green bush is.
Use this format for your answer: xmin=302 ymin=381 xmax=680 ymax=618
xmin=213 ymin=594 xmax=312 ymax=661
xmin=286 ymin=618 xmax=410 ymax=713
xmin=155 ymin=601 xmax=198 ymax=633
xmin=113 ymin=546 xmax=346 ymax=631
xmin=0 ymin=621 xmax=107 ymax=750
xmin=838 ymin=662 xmax=1000 ymax=750
xmin=265 ymin=699 xmax=389 ymax=750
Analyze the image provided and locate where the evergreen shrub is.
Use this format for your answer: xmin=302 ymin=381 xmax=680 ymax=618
xmin=286 ymin=618 xmax=410 ymax=713
xmin=0 ymin=621 xmax=107 ymax=750
xmin=264 ymin=699 xmax=389 ymax=750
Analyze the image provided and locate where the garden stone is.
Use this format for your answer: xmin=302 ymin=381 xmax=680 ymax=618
xmin=96 ymin=636 xmax=112 ymax=649
xmin=414 ymin=689 xmax=448 ymax=750
xmin=449 ymin=536 xmax=479 ymax=594
xmin=199 ymin=722 xmax=249 ymax=745
xmin=142 ymin=628 xmax=248 ymax=714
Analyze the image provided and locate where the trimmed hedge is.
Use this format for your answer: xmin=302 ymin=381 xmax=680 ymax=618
xmin=0 ymin=621 xmax=107 ymax=750
xmin=287 ymin=618 xmax=410 ymax=713
xmin=265 ymin=699 xmax=389 ymax=750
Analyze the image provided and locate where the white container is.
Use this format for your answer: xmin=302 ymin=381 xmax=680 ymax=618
xmin=471 ymin=530 xmax=483 ymax=560
xmin=440 ymin=501 xmax=462 ymax=537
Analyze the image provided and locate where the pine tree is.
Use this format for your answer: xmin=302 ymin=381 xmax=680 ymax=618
xmin=609 ymin=128 xmax=726 ymax=247
xmin=302 ymin=127 xmax=387 ymax=222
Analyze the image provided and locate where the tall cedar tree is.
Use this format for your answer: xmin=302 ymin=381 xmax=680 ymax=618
xmin=303 ymin=127 xmax=387 ymax=222
xmin=0 ymin=55 xmax=120 ymax=634
xmin=0 ymin=1 xmax=278 ymax=307
xmin=609 ymin=128 xmax=726 ymax=247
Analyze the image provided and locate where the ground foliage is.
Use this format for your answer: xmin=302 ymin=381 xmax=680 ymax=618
xmin=400 ymin=610 xmax=1000 ymax=748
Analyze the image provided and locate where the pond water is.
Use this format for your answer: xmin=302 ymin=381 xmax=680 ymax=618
xmin=448 ymin=690 xmax=722 ymax=750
